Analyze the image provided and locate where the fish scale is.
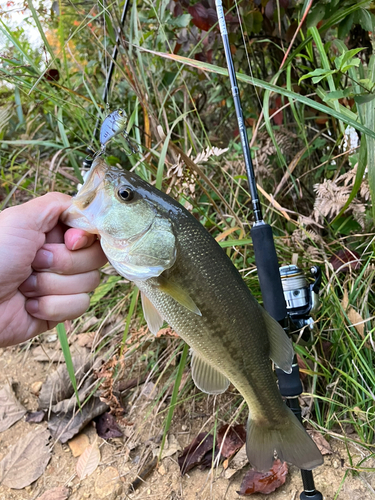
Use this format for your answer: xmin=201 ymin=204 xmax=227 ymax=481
xmin=61 ymin=157 xmax=323 ymax=472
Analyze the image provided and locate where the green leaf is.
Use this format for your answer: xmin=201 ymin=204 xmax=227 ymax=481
xmin=324 ymin=89 xmax=354 ymax=100
xmin=330 ymin=216 xmax=361 ymax=235
xmin=90 ymin=276 xmax=122 ymax=306
xmin=306 ymin=4 xmax=326 ymax=28
xmin=341 ymin=59 xmax=361 ymax=72
xmin=359 ymin=8 xmax=374 ymax=32
xmin=354 ymin=94 xmax=375 ymax=105
xmin=299 ymin=68 xmax=336 ymax=85
xmin=312 ymin=70 xmax=337 ymax=84
xmin=338 ymin=13 xmax=354 ymax=39
xmin=335 ymin=48 xmax=365 ymax=71
xmin=170 ymin=13 xmax=191 ymax=28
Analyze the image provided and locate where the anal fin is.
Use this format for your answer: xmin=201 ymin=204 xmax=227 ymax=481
xmin=191 ymin=350 xmax=230 ymax=395
xmin=141 ymin=292 xmax=164 ymax=335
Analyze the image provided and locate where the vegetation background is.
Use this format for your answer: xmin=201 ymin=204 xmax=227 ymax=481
xmin=0 ymin=0 xmax=375 ymax=497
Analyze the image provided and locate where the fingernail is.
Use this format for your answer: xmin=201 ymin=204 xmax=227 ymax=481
xmin=21 ymin=273 xmax=37 ymax=292
xmin=33 ymin=249 xmax=53 ymax=269
xmin=26 ymin=299 xmax=39 ymax=315
xmin=72 ymin=235 xmax=88 ymax=251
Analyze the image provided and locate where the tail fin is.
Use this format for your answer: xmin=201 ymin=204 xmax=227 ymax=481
xmin=246 ymin=407 xmax=323 ymax=472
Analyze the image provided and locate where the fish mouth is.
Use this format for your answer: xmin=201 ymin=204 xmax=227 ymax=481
xmin=61 ymin=158 xmax=106 ymax=233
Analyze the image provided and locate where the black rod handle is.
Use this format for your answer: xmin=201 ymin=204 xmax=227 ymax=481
xmin=250 ymin=223 xmax=287 ymax=321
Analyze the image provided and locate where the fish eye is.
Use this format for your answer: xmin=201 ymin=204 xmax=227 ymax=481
xmin=117 ymin=186 xmax=133 ymax=202
xmin=118 ymin=109 xmax=123 ymax=115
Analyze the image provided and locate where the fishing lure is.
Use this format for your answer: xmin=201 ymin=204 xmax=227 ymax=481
xmin=99 ymin=109 xmax=138 ymax=154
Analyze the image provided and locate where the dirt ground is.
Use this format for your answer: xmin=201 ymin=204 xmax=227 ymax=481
xmin=0 ymin=334 xmax=374 ymax=500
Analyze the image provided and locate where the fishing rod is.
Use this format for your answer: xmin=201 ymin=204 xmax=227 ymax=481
xmin=214 ymin=1 xmax=323 ymax=498
xmin=83 ymin=0 xmax=132 ymax=169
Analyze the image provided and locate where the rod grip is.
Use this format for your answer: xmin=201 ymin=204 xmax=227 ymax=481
xmin=250 ymin=224 xmax=287 ymax=321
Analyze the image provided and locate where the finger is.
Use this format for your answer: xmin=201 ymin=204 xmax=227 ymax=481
xmin=19 ymin=270 xmax=101 ymax=297
xmin=32 ymin=241 xmax=107 ymax=274
xmin=25 ymin=293 xmax=91 ymax=322
xmin=45 ymin=223 xmax=65 ymax=244
xmin=64 ymin=228 xmax=98 ymax=251
xmin=0 ymin=192 xmax=72 ymax=236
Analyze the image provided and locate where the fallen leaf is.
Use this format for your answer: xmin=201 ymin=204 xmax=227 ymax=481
xmin=76 ymin=438 xmax=101 ymax=480
xmin=68 ymin=433 xmax=90 ymax=457
xmin=141 ymin=381 xmax=156 ymax=400
xmin=330 ymin=249 xmax=360 ymax=272
xmin=128 ymin=457 xmax=158 ymax=494
xmin=153 ymin=434 xmax=182 ymax=459
xmin=37 ymin=486 xmax=70 ymax=500
xmin=0 ymin=427 xmax=51 ymax=489
xmin=77 ymin=332 xmax=97 ymax=348
xmin=178 ymin=432 xmax=214 ymax=474
xmin=0 ymin=384 xmax=27 ymax=432
xmin=217 ymin=424 xmax=246 ymax=459
xmin=48 ymin=396 xmax=108 ymax=443
xmin=38 ymin=353 xmax=92 ymax=409
xmin=32 ymin=346 xmax=63 ymax=363
xmin=308 ymin=430 xmax=332 ymax=455
xmin=94 ymin=467 xmax=122 ymax=498
xmin=238 ymin=460 xmax=288 ymax=496
xmin=25 ymin=410 xmax=46 ymax=423
xmin=224 ymin=444 xmax=248 ymax=479
xmin=341 ymin=289 xmax=368 ymax=340
xmin=96 ymin=412 xmax=123 ymax=439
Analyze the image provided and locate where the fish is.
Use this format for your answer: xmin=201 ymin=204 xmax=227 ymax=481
xmin=61 ymin=157 xmax=323 ymax=472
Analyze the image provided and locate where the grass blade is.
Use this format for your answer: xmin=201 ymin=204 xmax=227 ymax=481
xmin=56 ymin=323 xmax=81 ymax=410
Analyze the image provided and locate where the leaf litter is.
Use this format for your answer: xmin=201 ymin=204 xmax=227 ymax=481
xmin=178 ymin=424 xmax=289 ymax=496
xmin=76 ymin=436 xmax=101 ymax=480
xmin=0 ymin=427 xmax=51 ymax=489
xmin=238 ymin=460 xmax=288 ymax=496
xmin=96 ymin=411 xmax=123 ymax=439
xmin=36 ymin=486 xmax=70 ymax=500
xmin=0 ymin=384 xmax=26 ymax=432
xmin=38 ymin=353 xmax=108 ymax=442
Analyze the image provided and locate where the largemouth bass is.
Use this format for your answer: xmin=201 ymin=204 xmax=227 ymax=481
xmin=61 ymin=157 xmax=323 ymax=472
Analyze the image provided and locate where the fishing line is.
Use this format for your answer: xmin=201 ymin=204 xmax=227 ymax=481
xmin=233 ymin=0 xmax=263 ymax=113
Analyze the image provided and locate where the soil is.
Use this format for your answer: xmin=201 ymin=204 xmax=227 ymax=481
xmin=0 ymin=334 xmax=374 ymax=500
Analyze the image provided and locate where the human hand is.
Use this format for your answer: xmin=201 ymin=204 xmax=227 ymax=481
xmin=0 ymin=193 xmax=107 ymax=347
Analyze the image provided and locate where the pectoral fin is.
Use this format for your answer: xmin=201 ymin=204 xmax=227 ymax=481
xmin=261 ymin=309 xmax=294 ymax=373
xmin=157 ymin=276 xmax=201 ymax=316
xmin=141 ymin=292 xmax=164 ymax=335
xmin=191 ymin=350 xmax=230 ymax=395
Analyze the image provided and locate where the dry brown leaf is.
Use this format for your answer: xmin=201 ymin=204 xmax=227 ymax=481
xmin=341 ymin=289 xmax=367 ymax=339
xmin=37 ymin=486 xmax=70 ymax=500
xmin=0 ymin=427 xmax=51 ymax=489
xmin=224 ymin=444 xmax=248 ymax=479
xmin=38 ymin=353 xmax=91 ymax=409
xmin=238 ymin=460 xmax=288 ymax=496
xmin=68 ymin=433 xmax=90 ymax=457
xmin=76 ymin=438 xmax=100 ymax=480
xmin=0 ymin=384 xmax=27 ymax=432
xmin=308 ymin=430 xmax=333 ymax=456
